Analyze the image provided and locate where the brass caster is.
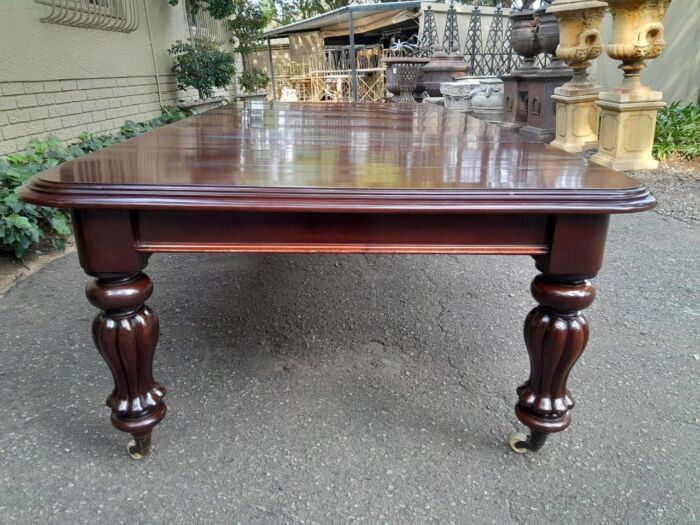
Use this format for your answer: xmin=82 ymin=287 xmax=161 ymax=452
xmin=127 ymin=434 xmax=151 ymax=460
xmin=509 ymin=430 xmax=549 ymax=453
xmin=509 ymin=433 xmax=529 ymax=454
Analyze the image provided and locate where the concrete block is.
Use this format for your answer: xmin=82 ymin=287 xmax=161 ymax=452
xmin=23 ymin=82 xmax=45 ymax=94
xmin=48 ymin=105 xmax=67 ymax=118
xmin=0 ymin=97 xmax=18 ymax=111
xmin=91 ymin=110 xmax=106 ymax=122
xmin=60 ymin=80 xmax=78 ymax=91
xmin=85 ymin=89 xmax=104 ymax=100
xmin=29 ymin=107 xmax=50 ymax=120
xmin=0 ymin=139 xmax=17 ymax=156
xmin=15 ymin=94 xmax=38 ymax=108
xmin=63 ymin=102 xmax=82 ymax=115
xmin=77 ymin=113 xmax=93 ymax=125
xmin=7 ymin=109 xmax=30 ymax=124
xmin=2 ymin=83 xmax=24 ymax=96
xmin=81 ymin=100 xmax=97 ymax=112
xmin=43 ymin=117 xmax=64 ymax=132
xmin=36 ymin=93 xmax=56 ymax=106
xmin=53 ymin=92 xmax=73 ymax=104
xmin=71 ymin=91 xmax=88 ymax=102
xmin=1 ymin=123 xmax=29 ymax=140
xmin=61 ymin=115 xmax=79 ymax=128
xmin=42 ymin=81 xmax=62 ymax=92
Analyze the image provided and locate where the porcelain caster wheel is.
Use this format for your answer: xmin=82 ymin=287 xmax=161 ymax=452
xmin=509 ymin=433 xmax=529 ymax=454
xmin=127 ymin=435 xmax=152 ymax=460
xmin=509 ymin=430 xmax=548 ymax=453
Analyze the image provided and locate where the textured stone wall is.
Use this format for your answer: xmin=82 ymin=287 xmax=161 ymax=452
xmin=0 ymin=75 xmax=233 ymax=155
xmin=0 ymin=1 xmax=238 ymax=156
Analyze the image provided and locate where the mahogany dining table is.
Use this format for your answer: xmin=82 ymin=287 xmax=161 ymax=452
xmin=20 ymin=102 xmax=655 ymax=459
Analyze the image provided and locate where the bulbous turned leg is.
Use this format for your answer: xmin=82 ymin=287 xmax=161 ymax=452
xmin=86 ymin=272 xmax=166 ymax=459
xmin=511 ymin=274 xmax=596 ymax=453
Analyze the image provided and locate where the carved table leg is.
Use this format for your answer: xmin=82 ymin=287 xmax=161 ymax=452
xmin=86 ymin=272 xmax=166 ymax=459
xmin=511 ymin=274 xmax=596 ymax=453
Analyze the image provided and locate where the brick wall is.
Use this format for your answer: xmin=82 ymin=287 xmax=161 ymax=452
xmin=0 ymin=75 xmax=233 ymax=156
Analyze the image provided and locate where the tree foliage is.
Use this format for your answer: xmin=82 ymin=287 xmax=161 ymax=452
xmin=168 ymin=38 xmax=237 ymax=100
xmin=168 ymin=0 xmax=268 ymax=56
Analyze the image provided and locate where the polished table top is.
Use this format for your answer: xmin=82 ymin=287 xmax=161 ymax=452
xmin=22 ymin=103 xmax=654 ymax=213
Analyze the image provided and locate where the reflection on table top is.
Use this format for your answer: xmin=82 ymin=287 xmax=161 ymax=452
xmin=23 ymin=102 xmax=655 ymax=213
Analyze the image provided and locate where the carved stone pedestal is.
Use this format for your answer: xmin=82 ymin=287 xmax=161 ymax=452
xmin=440 ymin=78 xmax=480 ymax=112
xmin=501 ymin=74 xmax=532 ymax=130
xmin=551 ymin=86 xmax=600 ymax=152
xmin=520 ymin=68 xmax=572 ymax=142
xmin=590 ymin=90 xmax=665 ymax=170
xmin=520 ymin=8 xmax=573 ymax=143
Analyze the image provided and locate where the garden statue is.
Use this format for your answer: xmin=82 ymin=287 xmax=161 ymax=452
xmin=590 ymin=0 xmax=672 ymax=170
xmin=547 ymin=0 xmax=608 ymax=152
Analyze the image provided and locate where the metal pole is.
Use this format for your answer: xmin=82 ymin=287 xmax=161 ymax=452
xmin=348 ymin=11 xmax=358 ymax=103
xmin=267 ymin=37 xmax=277 ymax=101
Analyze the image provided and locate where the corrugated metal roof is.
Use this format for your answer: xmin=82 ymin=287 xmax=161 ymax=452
xmin=263 ymin=1 xmax=423 ymax=38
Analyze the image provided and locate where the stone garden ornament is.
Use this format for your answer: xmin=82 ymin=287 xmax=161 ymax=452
xmin=547 ymin=0 xmax=609 ymax=152
xmin=590 ymin=0 xmax=672 ymax=170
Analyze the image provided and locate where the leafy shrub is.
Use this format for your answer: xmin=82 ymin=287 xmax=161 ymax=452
xmin=238 ymin=69 xmax=270 ymax=94
xmin=654 ymin=102 xmax=700 ymax=161
xmin=1 ymin=137 xmax=73 ymax=258
xmin=0 ymin=107 xmax=186 ymax=259
xmin=169 ymin=38 xmax=237 ymax=100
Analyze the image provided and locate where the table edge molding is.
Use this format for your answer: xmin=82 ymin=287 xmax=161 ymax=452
xmin=20 ymin=178 xmax=656 ymax=214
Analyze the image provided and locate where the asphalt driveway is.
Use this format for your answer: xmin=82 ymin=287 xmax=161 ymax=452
xmin=0 ymin=209 xmax=698 ymax=524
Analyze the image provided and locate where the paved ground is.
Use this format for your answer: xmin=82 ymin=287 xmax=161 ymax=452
xmin=1 ymin=209 xmax=698 ymax=524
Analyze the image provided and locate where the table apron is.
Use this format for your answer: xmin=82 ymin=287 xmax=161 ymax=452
xmin=132 ymin=210 xmax=550 ymax=255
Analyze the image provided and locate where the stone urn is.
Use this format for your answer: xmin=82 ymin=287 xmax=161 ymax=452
xmin=384 ymin=56 xmax=430 ymax=99
xmin=535 ymin=7 xmax=569 ymax=71
xmin=590 ymin=0 xmax=672 ymax=171
xmin=469 ymin=78 xmax=505 ymax=122
xmin=393 ymin=62 xmax=425 ymax=103
xmin=547 ymin=0 xmax=608 ymax=87
xmin=440 ymin=78 xmax=481 ymax=112
xmin=510 ymin=10 xmax=541 ymax=72
xmin=605 ymin=0 xmax=672 ymax=94
xmin=547 ymin=0 xmax=609 ymax=153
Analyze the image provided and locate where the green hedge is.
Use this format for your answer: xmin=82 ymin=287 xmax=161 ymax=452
xmin=0 ymin=106 xmax=186 ymax=259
